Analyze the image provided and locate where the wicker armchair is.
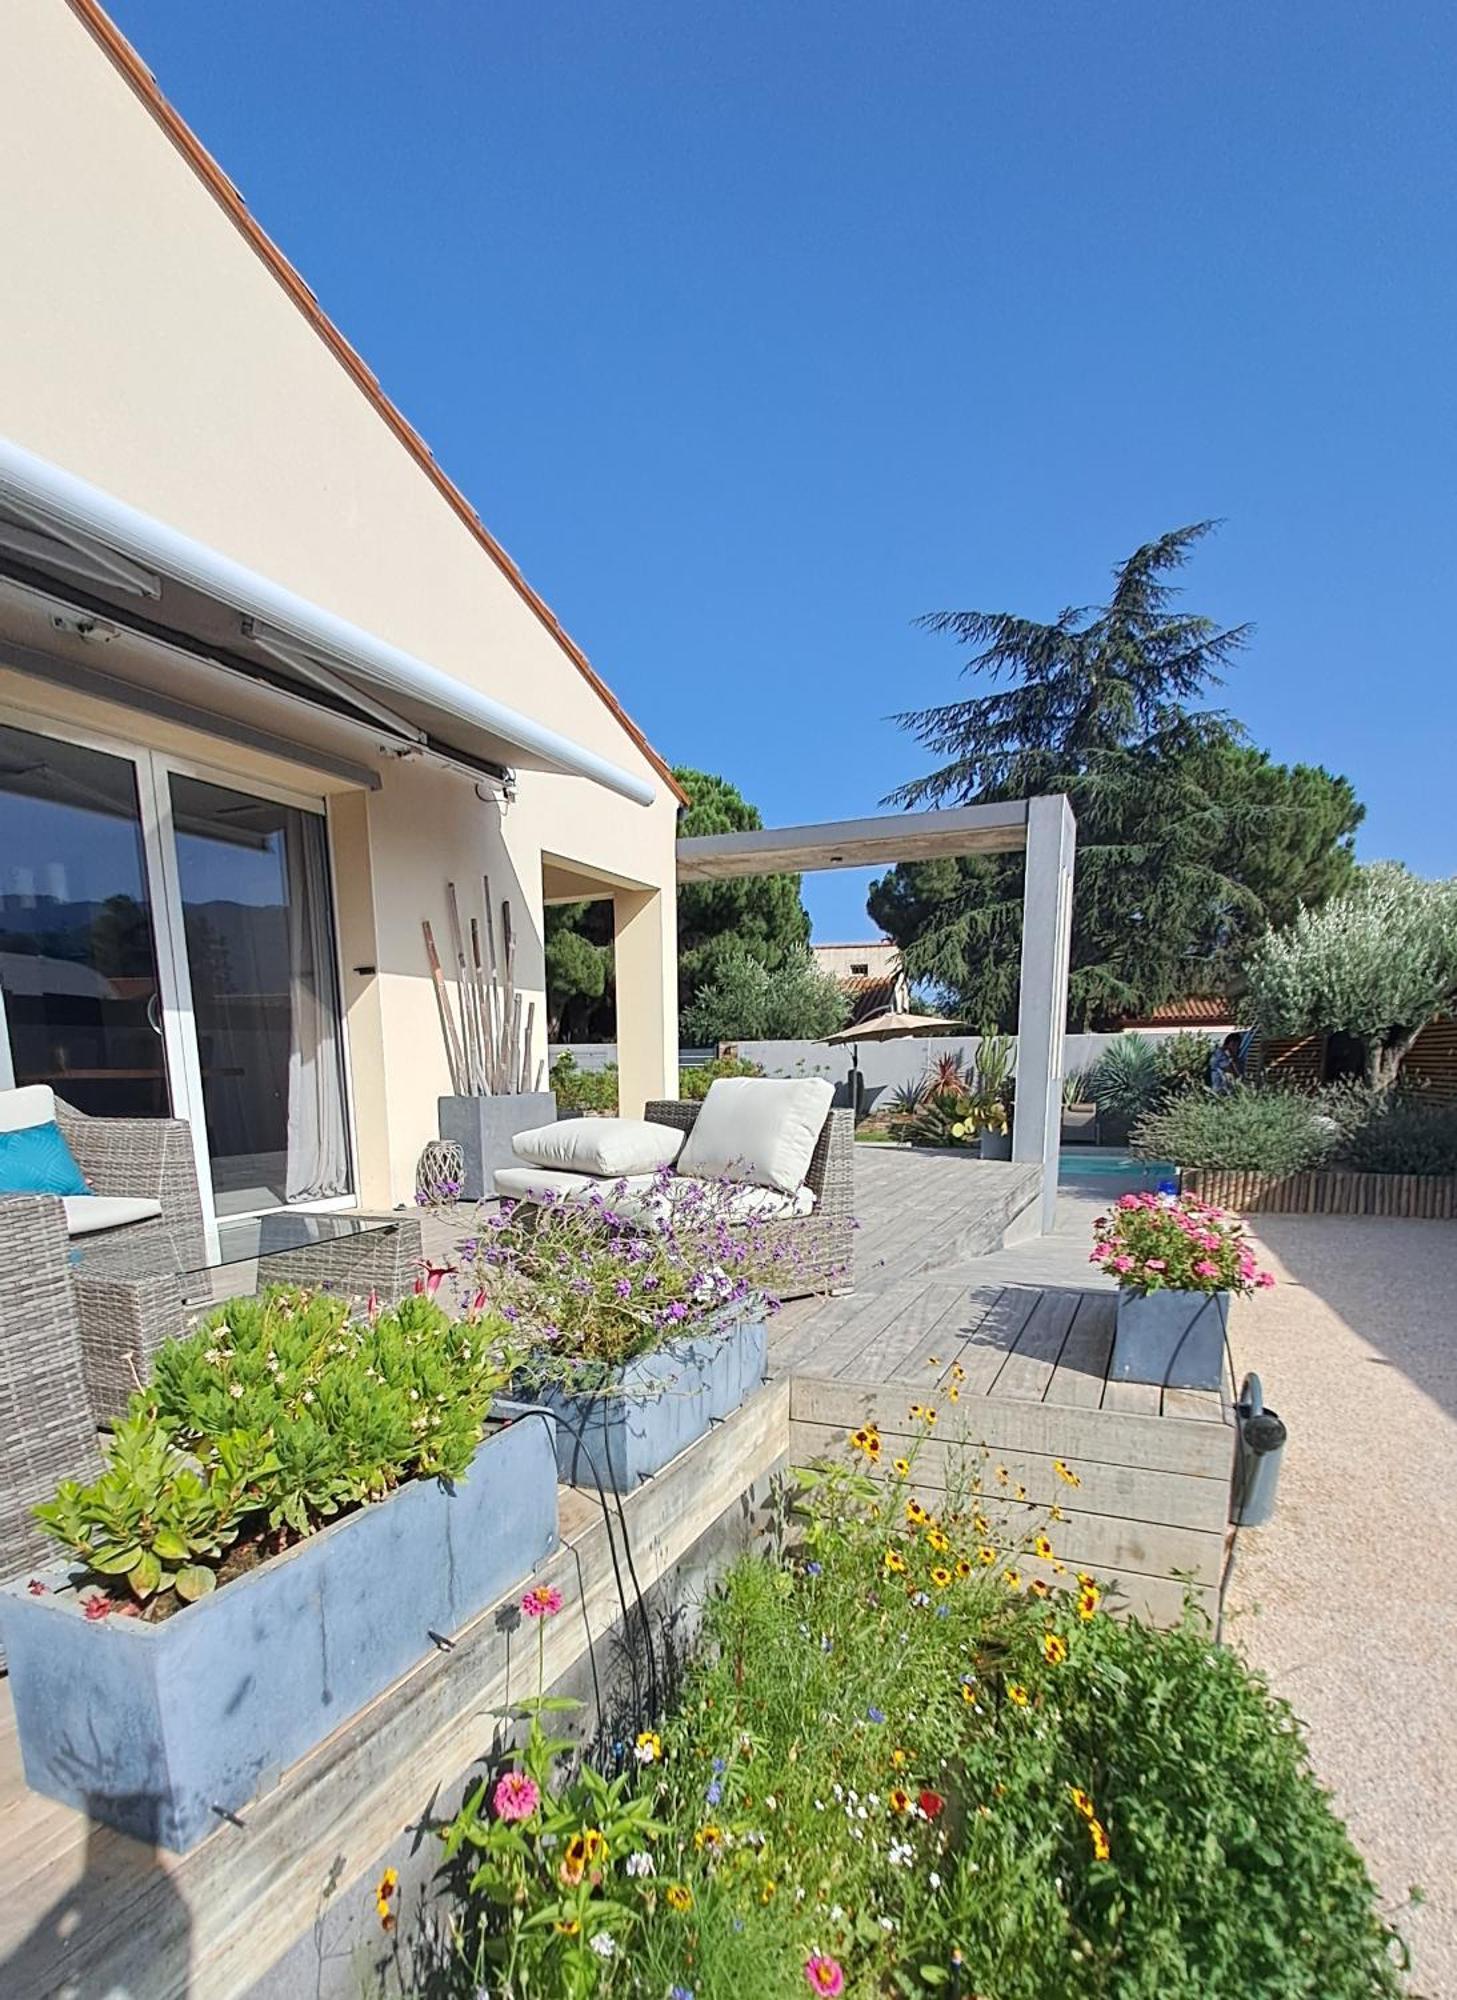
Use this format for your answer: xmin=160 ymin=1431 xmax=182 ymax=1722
xmin=644 ymin=1100 xmax=855 ymax=1299
xmin=0 ymin=1097 xmax=208 ymax=1430
xmin=0 ymin=1194 xmax=100 ymax=1581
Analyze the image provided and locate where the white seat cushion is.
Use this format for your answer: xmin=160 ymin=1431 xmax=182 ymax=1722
xmin=493 ymin=1165 xmax=660 ymax=1206
xmin=62 ymin=1194 xmax=163 ymax=1237
xmin=493 ymin=1165 xmax=814 ymax=1231
xmin=512 ymin=1117 xmax=685 ymax=1177
xmin=678 ymin=1076 xmax=834 ymax=1195
xmin=0 ymin=1084 xmax=58 ymax=1132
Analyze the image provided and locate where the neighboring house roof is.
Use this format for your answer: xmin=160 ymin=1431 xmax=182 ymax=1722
xmin=1120 ymin=997 xmax=1238 ymax=1027
xmin=67 ymin=0 xmax=686 ymax=806
xmin=840 ymin=973 xmax=904 ymax=1023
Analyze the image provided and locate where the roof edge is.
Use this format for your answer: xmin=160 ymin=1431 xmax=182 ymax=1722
xmin=65 ymin=0 xmax=687 ymax=806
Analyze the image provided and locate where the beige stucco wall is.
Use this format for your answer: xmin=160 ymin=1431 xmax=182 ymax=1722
xmin=0 ymin=3 xmax=681 ymax=1202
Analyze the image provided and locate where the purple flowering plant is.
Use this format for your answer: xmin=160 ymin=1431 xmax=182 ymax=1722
xmin=454 ymin=1166 xmax=818 ymax=1392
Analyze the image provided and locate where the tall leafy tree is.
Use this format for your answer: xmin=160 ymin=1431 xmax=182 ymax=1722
xmin=871 ymin=526 xmax=1363 ymax=1028
xmin=674 ymin=766 xmax=811 ymax=1006
xmin=545 ymin=767 xmax=815 ymax=1039
xmin=1243 ymin=864 xmax=1457 ymax=1089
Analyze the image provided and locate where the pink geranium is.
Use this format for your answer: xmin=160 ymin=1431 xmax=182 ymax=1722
xmin=492 ymin=1770 xmax=540 ymax=1822
xmin=1091 ymin=1191 xmax=1273 ymax=1298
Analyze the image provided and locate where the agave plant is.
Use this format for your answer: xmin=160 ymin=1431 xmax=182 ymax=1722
xmin=1088 ymin=1035 xmax=1164 ymax=1121
xmin=886 ymin=1075 xmax=931 ymax=1119
xmin=1062 ymin=1068 xmax=1095 ymax=1109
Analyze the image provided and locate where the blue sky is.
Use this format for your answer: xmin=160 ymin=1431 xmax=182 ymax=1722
xmin=107 ymin=0 xmax=1456 ymax=941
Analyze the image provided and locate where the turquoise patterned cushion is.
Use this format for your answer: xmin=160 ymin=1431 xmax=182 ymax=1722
xmin=0 ymin=1119 xmax=90 ymax=1196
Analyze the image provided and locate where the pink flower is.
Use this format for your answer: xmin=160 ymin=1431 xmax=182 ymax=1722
xmin=1256 ymin=1270 xmax=1276 ymax=1288
xmin=805 ymin=1957 xmax=845 ymax=1998
xmin=492 ymin=1770 xmax=540 ymax=1821
xmin=1144 ymin=1259 xmax=1167 ymax=1273
xmin=26 ymin=1579 xmax=47 ymax=1596
xmin=82 ymin=1594 xmax=113 ymax=1621
xmin=521 ymin=1584 xmax=563 ymax=1620
xmin=1111 ymin=1255 xmax=1135 ymax=1273
xmin=1116 ymin=1193 xmax=1141 ymax=1210
xmin=1193 ymin=1260 xmax=1219 ymax=1278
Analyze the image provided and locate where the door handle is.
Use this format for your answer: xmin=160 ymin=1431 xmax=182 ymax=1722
xmin=146 ymin=991 xmax=164 ymax=1037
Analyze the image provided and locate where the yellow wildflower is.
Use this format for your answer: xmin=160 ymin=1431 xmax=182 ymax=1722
xmin=1042 ymin=1631 xmax=1069 ymax=1665
xmin=665 ymin=1883 xmax=693 ymax=1912
xmin=1053 ymin=1459 xmax=1082 ymax=1487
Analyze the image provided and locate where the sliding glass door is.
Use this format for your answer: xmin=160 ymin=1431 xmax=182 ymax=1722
xmin=0 ymin=712 xmax=353 ymax=1223
xmin=0 ymin=722 xmax=169 ymax=1116
xmin=168 ymin=774 xmax=350 ymax=1214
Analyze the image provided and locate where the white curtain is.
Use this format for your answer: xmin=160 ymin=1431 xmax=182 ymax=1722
xmin=283 ymin=811 xmax=349 ymax=1201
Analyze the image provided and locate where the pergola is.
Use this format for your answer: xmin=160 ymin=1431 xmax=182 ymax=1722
xmin=677 ymin=797 xmax=1076 ymax=1230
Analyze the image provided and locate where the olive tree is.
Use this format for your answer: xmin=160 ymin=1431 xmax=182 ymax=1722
xmin=1242 ymin=865 xmax=1457 ymax=1090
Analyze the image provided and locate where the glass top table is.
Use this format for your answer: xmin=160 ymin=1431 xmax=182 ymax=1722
xmin=67 ymin=1210 xmax=426 ymax=1417
xmin=71 ymin=1209 xmax=415 ymax=1287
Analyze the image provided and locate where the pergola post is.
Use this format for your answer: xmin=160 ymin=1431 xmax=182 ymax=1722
xmin=1012 ymin=793 xmax=1076 ymax=1230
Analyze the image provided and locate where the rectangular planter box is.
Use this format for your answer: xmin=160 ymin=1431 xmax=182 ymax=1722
xmin=506 ymin=1313 xmax=767 ymax=1494
xmin=1111 ymin=1287 xmax=1229 ymax=1393
xmin=0 ymin=1416 xmax=559 ymax=1852
xmin=439 ymin=1091 xmax=557 ymax=1200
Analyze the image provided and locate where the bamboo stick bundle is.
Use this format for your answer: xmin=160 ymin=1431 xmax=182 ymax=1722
xmin=482 ymin=876 xmax=504 ymax=1092
xmin=445 ymin=884 xmax=481 ymax=1093
xmin=500 ymin=896 xmax=517 ymax=1096
xmin=421 ymin=919 xmax=466 ymax=1092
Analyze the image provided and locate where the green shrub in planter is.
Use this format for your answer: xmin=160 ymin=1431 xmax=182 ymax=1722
xmin=549 ymin=1052 xmax=620 ymax=1116
xmin=1338 ymin=1095 xmax=1457 ymax=1175
xmin=1133 ymin=1084 xmax=1334 ymax=1174
xmin=681 ymin=1052 xmax=765 ymax=1100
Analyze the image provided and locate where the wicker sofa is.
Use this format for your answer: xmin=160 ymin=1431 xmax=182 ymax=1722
xmin=0 ymin=1096 xmax=207 ymax=1580
xmin=641 ymin=1097 xmax=855 ymax=1298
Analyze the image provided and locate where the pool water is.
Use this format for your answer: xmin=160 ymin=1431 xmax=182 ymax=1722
xmin=1058 ymin=1151 xmax=1176 ymax=1193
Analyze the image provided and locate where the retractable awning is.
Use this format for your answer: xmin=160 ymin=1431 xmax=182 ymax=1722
xmin=0 ymin=436 xmax=656 ymax=806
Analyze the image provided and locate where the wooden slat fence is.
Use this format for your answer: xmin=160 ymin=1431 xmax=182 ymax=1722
xmin=1184 ymin=1167 xmax=1457 ymax=1218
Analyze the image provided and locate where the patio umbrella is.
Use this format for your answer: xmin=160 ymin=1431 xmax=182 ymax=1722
xmin=824 ymin=1009 xmax=969 ymax=1044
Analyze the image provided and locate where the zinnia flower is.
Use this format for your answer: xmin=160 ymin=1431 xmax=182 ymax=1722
xmin=918 ymin=1788 xmax=945 ymax=1819
xmin=492 ymin=1770 xmax=540 ymax=1821
xmin=1042 ymin=1632 xmax=1069 ymax=1665
xmin=521 ymin=1583 xmax=563 ymax=1619
xmin=804 ymin=1954 xmax=845 ymax=1996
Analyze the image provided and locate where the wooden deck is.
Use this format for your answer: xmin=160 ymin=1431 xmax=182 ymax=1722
xmin=771 ymin=1147 xmax=1234 ymax=1626
xmin=0 ymin=1148 xmax=1236 ymax=1997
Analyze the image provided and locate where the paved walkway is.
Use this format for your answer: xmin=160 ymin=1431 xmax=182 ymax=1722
xmin=1224 ymin=1216 xmax=1457 ymax=1996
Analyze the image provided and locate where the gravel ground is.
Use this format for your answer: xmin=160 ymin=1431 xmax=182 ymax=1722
xmin=1224 ymin=1215 xmax=1457 ymax=1998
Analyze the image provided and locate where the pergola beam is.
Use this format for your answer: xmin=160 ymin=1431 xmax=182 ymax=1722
xmin=674 ymin=796 xmax=1075 ymax=1236
xmin=675 ymin=801 xmax=1030 ymax=882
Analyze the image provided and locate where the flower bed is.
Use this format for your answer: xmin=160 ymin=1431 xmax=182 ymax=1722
xmin=427 ymin=1439 xmax=1405 ymax=1998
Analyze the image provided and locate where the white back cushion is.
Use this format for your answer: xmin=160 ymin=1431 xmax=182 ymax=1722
xmin=512 ymin=1117 xmax=685 ymax=1177
xmin=678 ymin=1076 xmax=833 ymax=1195
xmin=0 ymin=1084 xmax=57 ymax=1133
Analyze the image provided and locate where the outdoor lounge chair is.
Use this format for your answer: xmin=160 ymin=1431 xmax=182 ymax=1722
xmin=493 ymin=1077 xmax=855 ymax=1298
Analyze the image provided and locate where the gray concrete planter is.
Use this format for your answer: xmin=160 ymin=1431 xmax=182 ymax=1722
xmin=978 ymin=1130 xmax=1012 ymax=1161
xmin=1111 ymin=1287 xmax=1229 ymax=1392
xmin=439 ymin=1091 xmax=557 ymax=1199
xmin=506 ymin=1313 xmax=767 ymax=1493
xmin=0 ymin=1416 xmax=559 ymax=1852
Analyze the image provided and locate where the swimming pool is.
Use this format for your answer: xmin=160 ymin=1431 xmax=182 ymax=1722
xmin=1058 ymin=1150 xmax=1176 ymax=1193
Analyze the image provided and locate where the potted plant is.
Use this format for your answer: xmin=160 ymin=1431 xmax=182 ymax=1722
xmin=1092 ymin=1192 xmax=1274 ymax=1390
xmin=0 ymin=1288 xmax=557 ymax=1851
xmin=472 ymin=1175 xmax=773 ymax=1491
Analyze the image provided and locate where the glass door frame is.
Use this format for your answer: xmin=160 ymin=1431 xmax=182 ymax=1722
xmin=0 ymin=695 xmax=360 ymax=1247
